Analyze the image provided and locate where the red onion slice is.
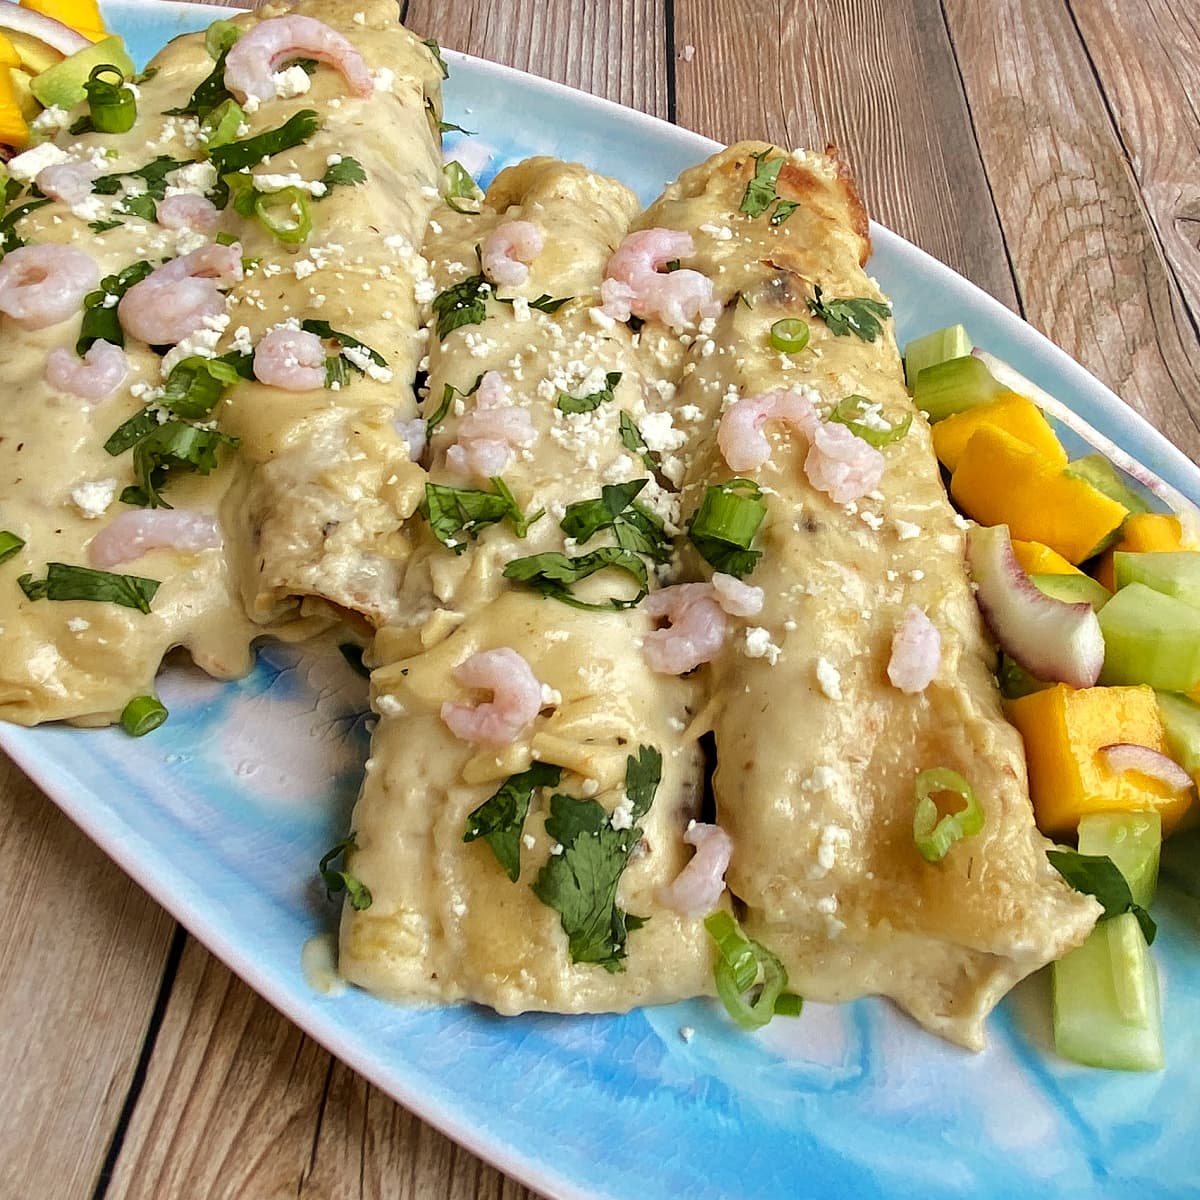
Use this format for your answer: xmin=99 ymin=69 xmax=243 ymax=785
xmin=974 ymin=350 xmax=1200 ymax=547
xmin=0 ymin=5 xmax=90 ymax=55
xmin=1099 ymin=743 xmax=1194 ymax=793
xmin=966 ymin=523 xmax=1104 ymax=688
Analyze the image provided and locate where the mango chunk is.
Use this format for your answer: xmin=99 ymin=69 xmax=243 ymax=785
xmin=1007 ymin=684 xmax=1193 ymax=837
xmin=950 ymin=426 xmax=1127 ymax=564
xmin=931 ymin=393 xmax=1066 ymax=473
xmin=20 ymin=0 xmax=109 ymax=42
xmin=0 ymin=67 xmax=29 ymax=149
xmin=1095 ymin=513 xmax=1188 ymax=591
xmin=1012 ymin=539 xmax=1083 ymax=577
xmin=0 ymin=33 xmax=20 ymax=68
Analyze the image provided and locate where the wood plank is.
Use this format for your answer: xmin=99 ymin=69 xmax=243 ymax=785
xmin=943 ymin=0 xmax=1200 ymax=457
xmin=0 ymin=753 xmax=175 ymax=1199
xmin=104 ymin=939 xmax=539 ymax=1199
xmin=1067 ymin=0 xmax=1200 ymax=329
xmin=404 ymin=0 xmax=669 ymax=115
xmin=672 ymin=0 xmax=1019 ymax=306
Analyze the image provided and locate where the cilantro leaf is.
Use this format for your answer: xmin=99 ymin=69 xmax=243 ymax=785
xmin=464 ymin=763 xmax=563 ymax=882
xmin=300 ymin=319 xmax=387 ymax=386
xmin=495 ymin=293 xmax=572 ymax=314
xmin=87 ymin=218 xmax=125 ymax=234
xmin=624 ymin=744 xmax=662 ymax=822
xmin=1047 ymin=850 xmax=1157 ymax=945
xmin=618 ymin=411 xmax=660 ymax=471
xmin=431 ymin=273 xmax=491 ymax=339
xmin=78 ymin=260 xmax=154 ymax=354
xmin=423 ymin=37 xmax=450 ymax=79
xmin=18 ymin=562 xmax=159 ymax=612
xmin=123 ymin=422 xmax=240 ymax=509
xmin=425 ymin=372 xmax=483 ymax=437
xmin=318 ymin=834 xmax=372 ymax=910
xmin=559 ymin=480 xmax=672 ymax=563
xmin=0 ymin=197 xmax=52 ymax=259
xmin=91 ymin=156 xmax=192 ymax=200
xmin=557 ymin=370 xmax=621 ymax=414
xmin=740 ymin=150 xmax=783 ymax=218
xmin=422 ymin=478 xmax=541 ymax=553
xmin=209 ymin=110 xmax=320 ymax=175
xmin=318 ymin=155 xmax=367 ymax=195
xmin=770 ymin=200 xmax=799 ymax=226
xmin=166 ymin=44 xmax=234 ymax=119
xmin=806 ymin=286 xmax=892 ymax=343
xmin=502 ymin=547 xmax=649 ymax=610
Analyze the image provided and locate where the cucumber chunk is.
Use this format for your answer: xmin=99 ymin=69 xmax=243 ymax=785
xmin=1078 ymin=810 xmax=1161 ymax=908
xmin=1098 ymin=582 xmax=1200 ymax=692
xmin=1114 ymin=550 xmax=1200 ymax=609
xmin=1064 ymin=454 xmax=1151 ymax=515
xmin=31 ymin=36 xmax=135 ymax=111
xmin=912 ymin=355 xmax=1005 ymax=423
xmin=1155 ymin=691 xmax=1200 ymax=777
xmin=1030 ymin=572 xmax=1112 ymax=611
xmin=903 ymin=324 xmax=972 ymax=388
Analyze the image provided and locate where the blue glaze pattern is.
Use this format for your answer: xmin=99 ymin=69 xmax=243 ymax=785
xmin=3 ymin=5 xmax=1198 ymax=1197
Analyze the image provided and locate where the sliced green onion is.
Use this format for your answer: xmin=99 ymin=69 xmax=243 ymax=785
xmin=120 ymin=694 xmax=168 ymax=737
xmin=828 ymin=395 xmax=912 ymax=448
xmin=204 ymin=18 xmax=241 ymax=60
xmin=690 ymin=478 xmax=766 ymax=548
xmin=913 ymin=767 xmax=984 ymax=862
xmin=83 ymin=65 xmax=137 ymax=135
xmin=769 ymin=318 xmax=809 ymax=354
xmin=253 ymin=186 xmax=312 ymax=245
xmin=704 ymin=910 xmax=797 ymax=1030
xmin=0 ymin=530 xmax=24 ymax=564
xmin=201 ymin=97 xmax=245 ymax=149
xmin=443 ymin=160 xmax=482 ymax=214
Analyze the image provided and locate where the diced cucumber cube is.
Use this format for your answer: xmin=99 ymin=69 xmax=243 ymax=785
xmin=1052 ymin=913 xmax=1164 ymax=1071
xmin=912 ymin=355 xmax=1006 ymax=422
xmin=903 ymin=324 xmax=972 ymax=388
xmin=1098 ymin=582 xmax=1200 ymax=692
xmin=1077 ymin=810 xmax=1161 ymax=908
xmin=1114 ymin=551 xmax=1200 ymax=609
xmin=1030 ymin=572 xmax=1112 ymax=611
xmin=1155 ymin=691 xmax=1200 ymax=778
xmin=1064 ymin=454 xmax=1151 ymax=515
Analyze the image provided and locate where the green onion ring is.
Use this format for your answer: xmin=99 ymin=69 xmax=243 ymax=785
xmin=913 ymin=767 xmax=984 ymax=863
xmin=120 ymin=694 xmax=168 ymax=737
xmin=769 ymin=317 xmax=810 ymax=354
xmin=0 ymin=530 xmax=24 ymax=565
xmin=254 ymin=186 xmax=313 ymax=246
xmin=704 ymin=910 xmax=802 ymax=1029
xmin=84 ymin=65 xmax=137 ymax=135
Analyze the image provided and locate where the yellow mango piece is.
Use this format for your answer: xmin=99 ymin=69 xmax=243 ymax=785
xmin=7 ymin=68 xmax=39 ymax=120
xmin=20 ymin=0 xmax=108 ymax=42
xmin=0 ymin=33 xmax=20 ymax=68
xmin=1011 ymin=539 xmax=1084 ymax=577
xmin=932 ymin=393 xmax=1067 ymax=473
xmin=1094 ymin=513 xmax=1189 ymax=591
xmin=950 ymin=426 xmax=1127 ymax=564
xmin=0 ymin=68 xmax=29 ymax=149
xmin=3 ymin=29 xmax=63 ymax=73
xmin=1007 ymin=684 xmax=1193 ymax=837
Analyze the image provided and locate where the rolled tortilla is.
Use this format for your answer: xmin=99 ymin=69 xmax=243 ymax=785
xmin=634 ymin=142 xmax=1099 ymax=1048
xmin=338 ymin=159 xmax=718 ymax=1010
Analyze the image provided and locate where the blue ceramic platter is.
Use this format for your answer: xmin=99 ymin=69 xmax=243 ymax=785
xmin=4 ymin=4 xmax=1199 ymax=1197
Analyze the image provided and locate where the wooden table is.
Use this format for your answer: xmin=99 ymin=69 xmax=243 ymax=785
xmin=3 ymin=1 xmax=1198 ymax=1196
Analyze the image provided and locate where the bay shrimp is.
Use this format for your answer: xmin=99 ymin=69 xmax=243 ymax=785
xmin=804 ymin=420 xmax=885 ymax=504
xmin=118 ymin=242 xmax=242 ymax=347
xmin=88 ymin=509 xmax=222 ymax=569
xmin=657 ymin=823 xmax=734 ymax=916
xmin=36 ymin=161 xmax=100 ymax=207
xmin=440 ymin=647 xmax=544 ymax=745
xmin=887 ymin=605 xmax=942 ymax=694
xmin=253 ymin=325 xmax=327 ymax=391
xmin=480 ymin=220 xmax=544 ymax=287
xmin=642 ymin=583 xmax=729 ymax=675
xmin=156 ymin=193 xmax=220 ymax=234
xmin=718 ymin=387 xmax=819 ymax=472
xmin=0 ymin=244 xmax=98 ymax=331
xmin=445 ymin=371 xmax=535 ymax=479
xmin=224 ymin=15 xmax=374 ymax=104
xmin=601 ymin=228 xmax=720 ymax=329
xmin=45 ymin=340 xmax=129 ymax=400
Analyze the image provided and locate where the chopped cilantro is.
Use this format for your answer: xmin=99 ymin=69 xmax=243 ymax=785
xmin=464 ymin=763 xmax=563 ymax=882
xmin=1047 ymin=850 xmax=1156 ymax=945
xmin=208 ymin=110 xmax=320 ymax=175
xmin=495 ymin=293 xmax=572 ymax=314
xmin=502 ymin=547 xmax=649 ymax=611
xmin=422 ymin=478 xmax=542 ymax=552
xmin=431 ymin=273 xmax=491 ymax=339
xmin=318 ymin=155 xmax=367 ymax=195
xmin=318 ymin=835 xmax=372 ymax=910
xmin=18 ymin=562 xmax=159 ymax=612
xmin=299 ymin=319 xmax=387 ymax=387
xmin=559 ymin=480 xmax=672 ymax=563
xmin=770 ymin=200 xmax=799 ymax=226
xmin=78 ymin=260 xmax=154 ymax=354
xmin=91 ymin=156 xmax=192 ymax=200
xmin=423 ymin=37 xmax=450 ymax=79
xmin=806 ymin=285 xmax=892 ymax=342
xmin=87 ymin=217 xmax=125 ymax=234
xmin=740 ymin=150 xmax=783 ymax=218
xmin=618 ymin=411 xmax=660 ymax=471
xmin=425 ymin=372 xmax=483 ymax=436
xmin=122 ymin=422 xmax=240 ymax=509
xmin=0 ymin=198 xmax=52 ymax=258
xmin=531 ymin=747 xmax=661 ymax=971
xmin=556 ymin=370 xmax=621 ymax=414
xmin=166 ymin=33 xmax=236 ymax=120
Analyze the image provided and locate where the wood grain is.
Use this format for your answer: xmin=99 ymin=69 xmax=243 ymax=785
xmin=103 ymin=938 xmax=539 ymax=1199
xmin=672 ymin=0 xmax=1019 ymax=307
xmin=1066 ymin=0 xmax=1200 ymax=331
xmin=0 ymin=752 xmax=175 ymax=1199
xmin=942 ymin=0 xmax=1200 ymax=458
